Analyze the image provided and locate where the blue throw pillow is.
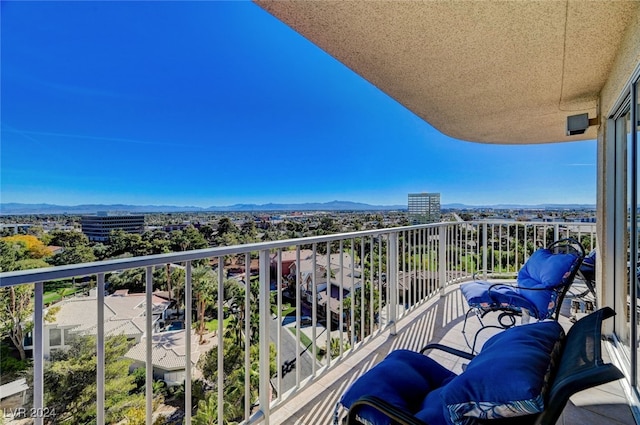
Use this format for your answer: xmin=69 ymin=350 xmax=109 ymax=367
xmin=340 ymin=349 xmax=456 ymax=425
xmin=518 ymin=249 xmax=577 ymax=290
xmin=441 ymin=321 xmax=564 ymax=425
xmin=517 ymin=249 xmax=578 ymax=318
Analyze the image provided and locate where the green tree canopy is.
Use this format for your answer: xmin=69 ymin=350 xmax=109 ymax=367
xmin=0 ymin=285 xmax=33 ymax=360
xmin=48 ymin=229 xmax=89 ymax=248
xmin=240 ymin=220 xmax=258 ymax=243
xmin=108 ymin=230 xmax=153 ymax=258
xmin=216 ymin=217 xmax=238 ymax=237
xmin=169 ymin=226 xmax=208 ymax=252
xmin=0 ymin=239 xmax=18 ymax=271
xmin=48 ymin=244 xmax=96 ymax=266
xmin=44 ymin=334 xmax=145 ymax=424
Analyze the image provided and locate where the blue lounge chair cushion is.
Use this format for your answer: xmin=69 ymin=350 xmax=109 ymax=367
xmin=339 ymin=349 xmax=456 ymax=425
xmin=516 ymin=248 xmax=579 ymax=317
xmin=441 ymin=320 xmax=565 ymax=424
xmin=461 ymin=248 xmax=579 ymax=319
xmin=460 ymin=280 xmax=501 ymax=309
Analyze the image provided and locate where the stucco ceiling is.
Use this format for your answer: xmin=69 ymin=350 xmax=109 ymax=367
xmin=256 ymin=0 xmax=638 ymax=144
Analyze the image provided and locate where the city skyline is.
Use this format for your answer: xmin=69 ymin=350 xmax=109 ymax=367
xmin=1 ymin=1 xmax=597 ymax=208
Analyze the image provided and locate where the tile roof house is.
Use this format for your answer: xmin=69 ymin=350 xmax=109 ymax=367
xmin=124 ymin=328 xmax=208 ymax=386
xmin=26 ymin=290 xmax=171 ymax=358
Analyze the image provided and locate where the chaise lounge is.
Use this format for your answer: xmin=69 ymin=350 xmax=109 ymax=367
xmin=459 ymin=238 xmax=585 ymax=351
xmin=336 ymin=307 xmax=622 ymax=425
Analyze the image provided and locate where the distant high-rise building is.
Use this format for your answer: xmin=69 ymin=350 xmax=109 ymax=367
xmin=408 ymin=193 xmax=441 ymax=224
xmin=81 ymin=212 xmax=145 ymax=242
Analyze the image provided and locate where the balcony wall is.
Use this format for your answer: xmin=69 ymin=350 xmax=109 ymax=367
xmin=0 ymin=220 xmax=597 ymax=424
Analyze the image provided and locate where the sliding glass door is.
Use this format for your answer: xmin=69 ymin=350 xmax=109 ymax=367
xmin=613 ymin=77 xmax=639 ymax=390
xmin=634 ymin=81 xmax=640 ymax=389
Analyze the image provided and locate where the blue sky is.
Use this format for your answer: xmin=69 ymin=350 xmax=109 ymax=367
xmin=1 ymin=1 xmax=596 ymax=208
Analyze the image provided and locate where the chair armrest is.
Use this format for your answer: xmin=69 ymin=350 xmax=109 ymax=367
xmin=472 ymin=270 xmax=517 ymax=280
xmin=347 ymin=395 xmax=429 ymax=425
xmin=419 ymin=343 xmax=475 ymax=360
xmin=472 ymin=270 xmax=486 ymax=280
xmin=487 ymin=282 xmax=554 ymax=293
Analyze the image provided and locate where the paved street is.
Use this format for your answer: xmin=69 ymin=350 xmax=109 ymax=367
xmin=270 ymin=314 xmax=320 ymax=396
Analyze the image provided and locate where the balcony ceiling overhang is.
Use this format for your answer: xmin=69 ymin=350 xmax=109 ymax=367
xmin=256 ymin=0 xmax=638 ymax=144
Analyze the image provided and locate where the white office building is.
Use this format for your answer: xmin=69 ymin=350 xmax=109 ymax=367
xmin=408 ymin=193 xmax=441 ymax=224
xmin=81 ymin=212 xmax=145 ymax=242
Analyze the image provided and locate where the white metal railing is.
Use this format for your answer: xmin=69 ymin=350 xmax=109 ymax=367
xmin=0 ymin=220 xmax=596 ymax=424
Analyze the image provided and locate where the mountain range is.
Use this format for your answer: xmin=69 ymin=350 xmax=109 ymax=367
xmin=0 ymin=201 xmax=596 ymax=215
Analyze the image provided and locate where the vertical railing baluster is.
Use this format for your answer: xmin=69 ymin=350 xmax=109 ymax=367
xmin=413 ymin=228 xmax=417 ymax=306
xmin=420 ymin=227 xmax=429 ymax=301
xmin=326 ymin=241 xmax=331 ymax=367
xmin=476 ymin=223 xmax=480 ymax=277
xmin=360 ymin=239 xmax=365 ymax=341
xmin=275 ymin=250 xmax=282 ymax=404
xmin=419 ymin=228 xmax=424 ymax=302
xmin=246 ymin=252 xmax=253 ymax=415
xmin=350 ymin=238 xmax=356 ymax=346
xmin=506 ymin=224 xmax=511 ymax=273
xmin=438 ymin=225 xmax=446 ymax=294
xmin=447 ymin=225 xmax=452 ymax=284
xmin=97 ymin=273 xmax=105 ymax=425
xmin=369 ymin=236 xmax=374 ymax=337
xmin=453 ymin=224 xmax=457 ymax=282
xmin=451 ymin=225 xmax=455 ymax=281
xmin=498 ymin=225 xmax=503 ymax=273
xmin=482 ymin=222 xmax=488 ymax=279
xmin=295 ymin=246 xmax=301 ymax=386
xmin=465 ymin=222 xmax=469 ymax=277
xmin=388 ymin=233 xmax=398 ymax=335
xmin=448 ymin=225 xmax=452 ymax=282
xmin=401 ymin=230 xmax=406 ymax=318
xmin=430 ymin=226 xmax=435 ymax=294
xmin=311 ymin=244 xmax=317 ymax=372
xmin=145 ymin=266 xmax=153 ymax=425
xmin=185 ymin=262 xmax=192 ymax=425
xmin=515 ymin=223 xmax=520 ymax=270
xmin=378 ymin=236 xmax=382 ymax=325
xmin=258 ymin=249 xmax=271 ymax=424
xmin=338 ymin=240 xmax=344 ymax=357
xmin=33 ymin=281 xmax=44 ymax=425
xmin=217 ymin=257 xmax=224 ymax=425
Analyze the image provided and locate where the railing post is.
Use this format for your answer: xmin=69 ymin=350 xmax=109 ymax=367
xmin=438 ymin=225 xmax=447 ymax=296
xmin=258 ymin=249 xmax=271 ymax=424
xmin=482 ymin=222 xmax=488 ymax=279
xmin=388 ymin=233 xmax=398 ymax=335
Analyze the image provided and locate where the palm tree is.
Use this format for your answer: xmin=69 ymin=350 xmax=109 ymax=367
xmin=169 ymin=267 xmax=186 ymax=309
xmin=342 ymin=281 xmax=380 ymax=342
xmin=165 ymin=263 xmax=173 ymax=301
xmin=193 ymin=394 xmax=217 ymax=425
xmin=192 ymin=266 xmax=215 ymax=344
xmin=329 ymin=337 xmax=348 ymax=359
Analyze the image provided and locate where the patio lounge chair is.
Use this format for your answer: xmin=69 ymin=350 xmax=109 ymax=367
xmin=459 ymin=238 xmax=585 ymax=351
xmin=336 ymin=307 xmax=622 ymax=425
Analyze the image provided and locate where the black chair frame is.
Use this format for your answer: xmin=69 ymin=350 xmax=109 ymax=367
xmin=344 ymin=307 xmax=623 ymax=425
xmin=462 ymin=238 xmax=585 ymax=352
